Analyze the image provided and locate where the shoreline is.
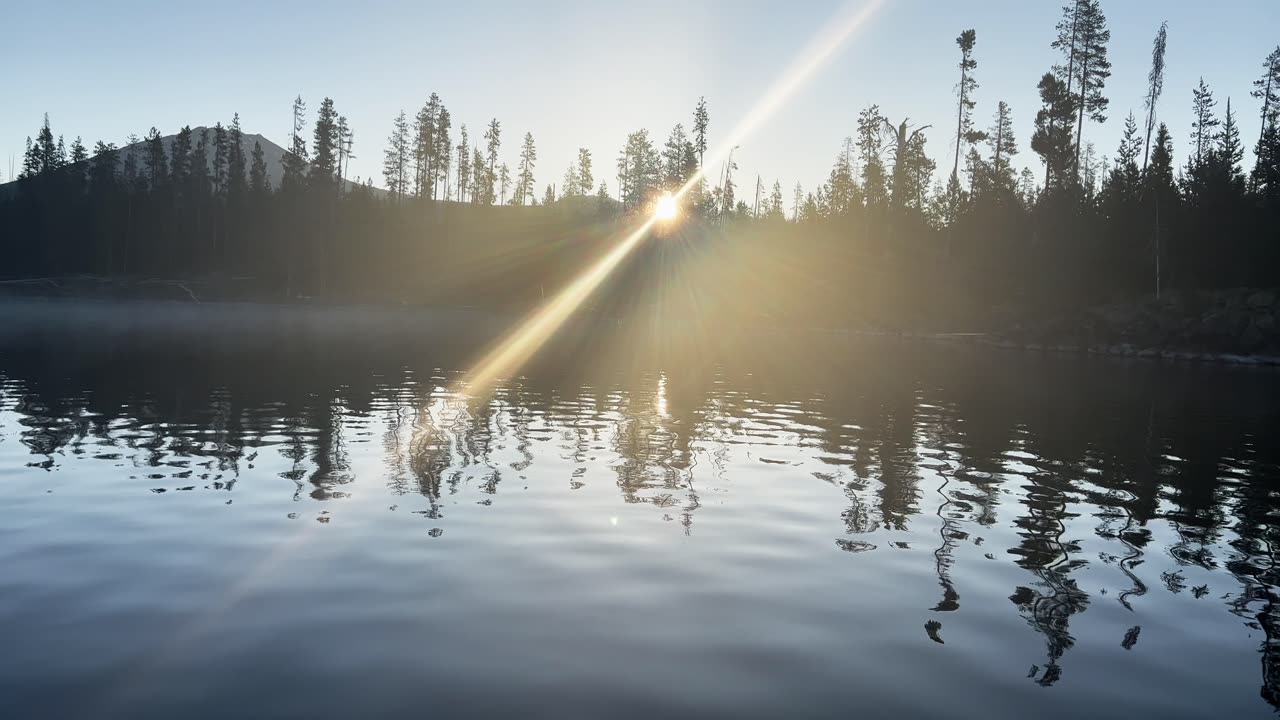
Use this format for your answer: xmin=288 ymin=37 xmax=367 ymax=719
xmin=3 ymin=293 xmax=1279 ymax=369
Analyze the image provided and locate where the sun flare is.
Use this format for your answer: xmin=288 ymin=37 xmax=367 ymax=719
xmin=654 ymin=193 xmax=679 ymax=221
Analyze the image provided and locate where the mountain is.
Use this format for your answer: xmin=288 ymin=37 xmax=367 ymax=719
xmin=1 ymin=127 xmax=377 ymax=196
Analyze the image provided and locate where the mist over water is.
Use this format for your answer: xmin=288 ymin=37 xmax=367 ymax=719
xmin=2 ymin=301 xmax=1279 ymax=719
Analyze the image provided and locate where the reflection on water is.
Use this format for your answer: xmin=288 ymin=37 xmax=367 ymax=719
xmin=2 ymin=312 xmax=1279 ymax=718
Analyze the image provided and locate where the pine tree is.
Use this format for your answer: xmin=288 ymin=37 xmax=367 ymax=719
xmin=662 ymin=124 xmax=690 ymax=188
xmin=1145 ymin=123 xmax=1176 ymax=297
xmin=516 ymin=132 xmax=536 ymax=205
xmin=499 ymin=162 xmax=512 ymax=204
xmin=1216 ymin=98 xmax=1245 ymax=193
xmin=576 ymin=148 xmax=593 ymax=196
xmin=1253 ymin=46 xmax=1280 ymax=149
xmin=455 ymin=125 xmax=470 ymax=203
xmin=383 ymin=110 xmax=410 ymax=200
xmin=412 ymin=96 xmax=439 ymax=199
xmin=249 ymin=141 xmax=270 ymax=195
xmin=1190 ymin=78 xmax=1219 ymax=167
xmin=471 ymin=147 xmax=485 ymax=203
xmin=212 ymin=122 xmax=227 ymax=195
xmin=281 ymin=96 xmax=308 ymax=194
xmin=144 ymin=127 xmax=169 ymax=190
xmin=857 ymin=105 xmax=887 ymax=207
xmin=90 ymin=141 xmax=118 ymax=190
xmin=1031 ymin=73 xmax=1075 ymax=191
xmin=1108 ymin=112 xmax=1142 ymax=198
xmin=563 ymin=162 xmax=578 ymax=197
xmin=310 ymin=97 xmax=339 ymax=192
xmin=336 ymin=115 xmax=351 ymax=188
xmin=952 ymin=29 xmax=979 ymax=180
xmin=227 ymin=113 xmax=247 ymax=199
xmin=692 ymin=97 xmax=709 ymax=168
xmin=1252 ymin=116 xmax=1280 ymax=201
xmin=543 ymin=184 xmax=555 ymax=205
xmin=1053 ymin=0 xmax=1111 ymax=179
xmin=434 ymin=106 xmax=451 ymax=199
xmin=985 ymin=101 xmax=1018 ymax=189
xmin=171 ymin=126 xmax=192 ymax=194
xmin=769 ymin=180 xmax=784 ymax=219
xmin=792 ymin=182 xmax=803 ymax=220
xmin=1142 ymin=21 xmax=1168 ymax=171
xmin=483 ymin=119 xmax=501 ymax=205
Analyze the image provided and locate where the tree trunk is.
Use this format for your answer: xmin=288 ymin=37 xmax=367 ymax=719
xmin=1074 ymin=52 xmax=1090 ymax=180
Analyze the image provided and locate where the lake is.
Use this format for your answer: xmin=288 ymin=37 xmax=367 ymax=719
xmin=2 ymin=300 xmax=1279 ymax=718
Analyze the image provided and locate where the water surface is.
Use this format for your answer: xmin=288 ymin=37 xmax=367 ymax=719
xmin=2 ymin=302 xmax=1279 ymax=718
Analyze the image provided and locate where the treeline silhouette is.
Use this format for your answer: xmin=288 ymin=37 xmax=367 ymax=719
xmin=2 ymin=4 xmax=1279 ymax=325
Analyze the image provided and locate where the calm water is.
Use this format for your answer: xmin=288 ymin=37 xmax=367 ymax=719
xmin=3 ymin=302 xmax=1280 ymax=718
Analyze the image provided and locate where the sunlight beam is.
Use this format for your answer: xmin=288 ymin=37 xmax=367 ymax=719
xmin=458 ymin=0 xmax=884 ymax=395
xmin=674 ymin=0 xmax=884 ymax=204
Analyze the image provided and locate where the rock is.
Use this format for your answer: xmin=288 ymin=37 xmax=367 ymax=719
xmin=1247 ymin=290 xmax=1276 ymax=308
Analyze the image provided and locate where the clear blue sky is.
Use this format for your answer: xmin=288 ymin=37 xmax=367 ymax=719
xmin=3 ymin=0 xmax=1277 ymax=196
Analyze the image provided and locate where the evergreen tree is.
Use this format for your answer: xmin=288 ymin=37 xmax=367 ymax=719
xmin=516 ymin=132 xmax=537 ymax=204
xmin=792 ymin=181 xmax=803 ymax=220
xmin=212 ymin=122 xmax=227 ymax=196
xmin=952 ymin=29 xmax=979 ymax=180
xmin=1053 ymin=0 xmax=1111 ymax=178
xmin=171 ymin=126 xmax=193 ymax=194
xmin=543 ymin=183 xmax=555 ymax=205
xmin=985 ymin=101 xmax=1018 ymax=189
xmin=143 ymin=127 xmax=169 ymax=190
xmin=1145 ymin=123 xmax=1176 ymax=296
xmin=1252 ymin=116 xmax=1280 ymax=201
xmin=1252 ymin=46 xmax=1280 ymax=149
xmin=1216 ymin=98 xmax=1246 ymax=192
xmin=310 ymin=97 xmax=340 ymax=192
xmin=281 ymin=96 xmax=308 ymax=194
xmin=769 ymin=180 xmax=784 ymax=219
xmin=455 ymin=125 xmax=470 ymax=203
xmin=692 ymin=97 xmax=709 ymax=167
xmin=1190 ymin=78 xmax=1219 ymax=167
xmin=1031 ymin=73 xmax=1076 ymax=191
xmin=412 ymin=95 xmax=439 ymax=199
xmin=499 ymin=162 xmax=512 ymax=204
xmin=563 ymin=162 xmax=578 ymax=197
xmin=383 ymin=110 xmax=410 ymax=200
xmin=471 ymin=147 xmax=485 ymax=203
xmin=662 ymin=124 xmax=690 ymax=188
xmin=483 ymin=119 xmax=501 ymax=205
xmin=90 ymin=141 xmax=119 ymax=190
xmin=576 ymin=147 xmax=593 ymax=196
xmin=1107 ymin=112 xmax=1143 ymax=197
xmin=1142 ymin=21 xmax=1168 ymax=171
xmin=434 ymin=106 xmax=451 ymax=199
xmin=249 ymin=141 xmax=270 ymax=195
xmin=68 ymin=136 xmax=88 ymax=166
xmin=227 ymin=113 xmax=247 ymax=199
xmin=617 ymin=129 xmax=659 ymax=208
xmin=336 ymin=115 xmax=351 ymax=188
xmin=857 ymin=105 xmax=887 ymax=207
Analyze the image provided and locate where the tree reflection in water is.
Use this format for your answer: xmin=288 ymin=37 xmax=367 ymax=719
xmin=1 ymin=323 xmax=1279 ymax=707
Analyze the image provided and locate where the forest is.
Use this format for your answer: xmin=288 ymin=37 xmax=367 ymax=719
xmin=2 ymin=1 xmax=1279 ymax=332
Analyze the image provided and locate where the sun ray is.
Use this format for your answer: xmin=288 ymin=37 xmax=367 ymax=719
xmin=457 ymin=0 xmax=884 ymax=397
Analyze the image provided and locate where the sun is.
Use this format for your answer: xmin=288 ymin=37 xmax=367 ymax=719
xmin=654 ymin=192 xmax=679 ymax=221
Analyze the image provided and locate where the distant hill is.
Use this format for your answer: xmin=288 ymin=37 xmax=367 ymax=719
xmin=0 ymin=128 xmax=378 ymax=196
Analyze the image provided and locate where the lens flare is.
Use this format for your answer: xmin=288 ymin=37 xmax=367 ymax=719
xmin=457 ymin=0 xmax=884 ymax=397
xmin=654 ymin=193 xmax=679 ymax=220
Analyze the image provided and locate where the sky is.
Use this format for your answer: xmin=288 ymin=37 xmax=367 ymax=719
xmin=3 ymin=0 xmax=1278 ymax=198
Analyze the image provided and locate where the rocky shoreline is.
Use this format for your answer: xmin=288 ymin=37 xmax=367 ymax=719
xmin=988 ymin=288 xmax=1280 ymax=366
